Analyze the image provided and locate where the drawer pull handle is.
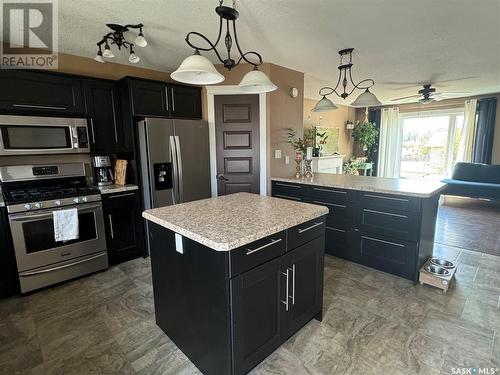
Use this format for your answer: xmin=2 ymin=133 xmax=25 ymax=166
xmin=314 ymin=187 xmax=347 ymax=194
xmin=246 ymin=238 xmax=282 ymax=255
xmin=108 ymin=192 xmax=136 ymax=199
xmin=281 ymin=268 xmax=290 ymax=311
xmin=364 ymin=194 xmax=409 ymax=203
xmin=363 ymin=208 xmax=408 ymax=219
xmin=275 ymin=183 xmax=301 ymax=188
xmin=275 ymin=194 xmax=301 ymax=201
xmin=298 ymin=221 xmax=323 ymax=234
xmin=361 ymin=235 xmax=406 ymax=248
xmin=313 ymin=200 xmax=347 ymax=208
xmin=12 ymin=104 xmax=67 ymax=110
xmin=326 ymin=226 xmax=346 ymax=233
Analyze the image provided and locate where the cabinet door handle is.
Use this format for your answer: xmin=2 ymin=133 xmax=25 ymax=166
xmin=171 ymin=88 xmax=175 ymax=112
xmin=363 ymin=208 xmax=408 ymax=219
xmin=12 ymin=104 xmax=67 ymax=110
xmin=275 ymin=194 xmax=301 ymax=201
xmin=246 ymin=238 xmax=282 ymax=255
xmin=361 ymin=235 xmax=405 ymax=248
xmin=108 ymin=214 xmax=115 ymax=239
xmin=281 ymin=269 xmax=290 ymax=311
xmin=108 ymin=192 xmax=135 ymax=199
xmin=90 ymin=118 xmax=96 ymax=144
xmin=290 ymin=264 xmax=296 ymax=305
xmin=363 ymin=194 xmax=409 ymax=202
xmin=326 ymin=226 xmax=346 ymax=233
xmin=298 ymin=221 xmax=323 ymax=234
xmin=314 ymin=187 xmax=347 ymax=194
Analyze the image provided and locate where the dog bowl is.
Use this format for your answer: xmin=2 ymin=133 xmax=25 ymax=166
xmin=425 ymin=265 xmax=451 ymax=277
xmin=429 ymin=258 xmax=455 ymax=269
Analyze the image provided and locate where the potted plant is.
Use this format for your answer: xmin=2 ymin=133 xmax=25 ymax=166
xmin=286 ymin=128 xmax=313 ymax=154
xmin=343 ymin=157 xmax=367 ymax=175
xmin=351 ymin=120 xmax=378 ymax=170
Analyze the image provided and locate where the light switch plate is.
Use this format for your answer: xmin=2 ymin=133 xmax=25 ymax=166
xmin=274 ymin=149 xmax=282 ymax=159
xmin=284 ymin=155 xmax=290 ymax=164
xmin=175 ymin=233 xmax=184 ymax=254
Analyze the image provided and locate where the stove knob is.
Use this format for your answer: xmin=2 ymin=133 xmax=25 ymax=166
xmin=81 ymin=197 xmax=88 ymax=202
xmin=24 ymin=204 xmax=32 ymax=210
xmin=73 ymin=198 xmax=80 ymax=203
xmin=34 ymin=202 xmax=43 ymax=209
xmin=54 ymin=200 xmax=62 ymax=206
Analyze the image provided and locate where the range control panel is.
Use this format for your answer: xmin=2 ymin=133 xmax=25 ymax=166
xmin=32 ymin=166 xmax=59 ymax=176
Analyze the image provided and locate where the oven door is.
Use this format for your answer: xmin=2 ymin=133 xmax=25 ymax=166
xmin=8 ymin=202 xmax=106 ymax=272
xmin=0 ymin=115 xmax=89 ymax=155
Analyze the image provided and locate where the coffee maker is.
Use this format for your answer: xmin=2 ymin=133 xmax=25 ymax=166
xmin=92 ymin=156 xmax=114 ymax=186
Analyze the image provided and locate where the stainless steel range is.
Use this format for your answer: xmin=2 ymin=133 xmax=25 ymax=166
xmin=0 ymin=163 xmax=108 ymax=293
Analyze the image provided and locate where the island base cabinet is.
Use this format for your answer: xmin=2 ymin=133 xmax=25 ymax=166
xmin=148 ymin=221 xmax=325 ymax=375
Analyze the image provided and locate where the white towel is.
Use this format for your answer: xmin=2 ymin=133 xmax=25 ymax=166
xmin=53 ymin=208 xmax=79 ymax=242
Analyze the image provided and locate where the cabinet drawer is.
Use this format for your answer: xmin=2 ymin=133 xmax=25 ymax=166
xmin=358 ymin=191 xmax=421 ymax=212
xmin=272 ymin=181 xmax=306 ymax=199
xmin=287 ymin=217 xmax=326 ymax=251
xmin=308 ymin=185 xmax=355 ymax=203
xmin=356 ymin=207 xmax=419 ymax=241
xmin=229 ymin=231 xmax=286 ymax=277
xmin=357 ymin=233 xmax=417 ymax=280
xmin=311 ymin=200 xmax=354 ymax=225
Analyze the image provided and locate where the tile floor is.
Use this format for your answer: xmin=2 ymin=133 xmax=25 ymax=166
xmin=1 ymin=200 xmax=499 ymax=374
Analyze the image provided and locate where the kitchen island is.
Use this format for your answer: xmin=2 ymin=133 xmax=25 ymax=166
xmin=143 ymin=192 xmax=328 ymax=375
xmin=272 ymin=173 xmax=447 ymax=281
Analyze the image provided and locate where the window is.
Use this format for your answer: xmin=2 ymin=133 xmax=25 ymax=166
xmin=399 ymin=110 xmax=464 ymax=180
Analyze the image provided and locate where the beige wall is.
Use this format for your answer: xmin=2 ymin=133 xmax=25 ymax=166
xmin=303 ymin=99 xmax=356 ymax=158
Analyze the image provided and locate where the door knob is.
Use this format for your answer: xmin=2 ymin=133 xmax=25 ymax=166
xmin=217 ymin=174 xmax=229 ymax=181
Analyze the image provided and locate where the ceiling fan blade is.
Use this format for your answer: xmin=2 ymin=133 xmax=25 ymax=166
xmin=390 ymin=94 xmax=421 ymax=101
xmin=435 ymin=91 xmax=471 ymax=96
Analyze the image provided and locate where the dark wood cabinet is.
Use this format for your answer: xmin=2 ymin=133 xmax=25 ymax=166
xmin=231 ymin=257 xmax=282 ymax=374
xmin=127 ymin=78 xmax=202 ymax=119
xmin=272 ymin=180 xmax=439 ymax=281
xmin=168 ymin=85 xmax=202 ymax=119
xmin=102 ymin=191 xmax=145 ymax=265
xmin=0 ymin=207 xmax=19 ymax=298
xmin=148 ymin=216 xmax=325 ymax=375
xmin=82 ymin=79 xmax=131 ymax=153
xmin=0 ymin=70 xmax=84 ymax=114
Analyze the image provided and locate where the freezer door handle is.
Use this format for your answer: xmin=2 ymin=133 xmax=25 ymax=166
xmin=169 ymin=136 xmax=179 ymax=204
xmin=174 ymin=135 xmax=184 ymax=203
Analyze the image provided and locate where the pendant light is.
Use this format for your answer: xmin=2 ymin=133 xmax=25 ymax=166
xmin=94 ymin=23 xmax=147 ymax=64
xmin=312 ymin=48 xmax=381 ymax=111
xmin=171 ymin=0 xmax=277 ymax=93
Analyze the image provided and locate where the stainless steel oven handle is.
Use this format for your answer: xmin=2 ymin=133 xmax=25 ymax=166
xmin=9 ymin=203 xmax=102 ymax=221
xmin=19 ymin=253 xmax=107 ymax=277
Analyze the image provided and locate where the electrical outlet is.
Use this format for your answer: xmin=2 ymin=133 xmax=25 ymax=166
xmin=274 ymin=149 xmax=282 ymax=159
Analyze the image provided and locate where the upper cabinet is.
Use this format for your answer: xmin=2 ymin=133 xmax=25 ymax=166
xmin=82 ymin=79 xmax=131 ymax=153
xmin=127 ymin=78 xmax=202 ymax=119
xmin=0 ymin=70 xmax=84 ymax=115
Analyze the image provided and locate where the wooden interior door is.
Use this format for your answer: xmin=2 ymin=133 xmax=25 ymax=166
xmin=215 ymin=95 xmax=260 ymax=195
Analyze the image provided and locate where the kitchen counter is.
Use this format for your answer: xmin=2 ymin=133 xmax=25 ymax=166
xmin=98 ymin=184 xmax=139 ymax=195
xmin=143 ymin=192 xmax=328 ymax=251
xmin=143 ymin=192 xmax=327 ymax=374
xmin=272 ymin=173 xmax=446 ymax=198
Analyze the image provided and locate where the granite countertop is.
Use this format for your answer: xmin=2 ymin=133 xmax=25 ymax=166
xmin=98 ymin=184 xmax=139 ymax=195
xmin=272 ymin=173 xmax=447 ymax=198
xmin=142 ymin=192 xmax=329 ymax=251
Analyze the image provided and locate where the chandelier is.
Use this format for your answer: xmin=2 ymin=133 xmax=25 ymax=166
xmin=171 ymin=0 xmax=277 ymax=93
xmin=312 ymin=48 xmax=381 ymax=112
xmin=94 ymin=23 xmax=147 ymax=64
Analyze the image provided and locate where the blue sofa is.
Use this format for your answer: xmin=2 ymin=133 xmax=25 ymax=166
xmin=442 ymin=162 xmax=500 ymax=200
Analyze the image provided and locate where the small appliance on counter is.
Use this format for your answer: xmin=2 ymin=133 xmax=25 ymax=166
xmin=92 ymin=156 xmax=114 ymax=187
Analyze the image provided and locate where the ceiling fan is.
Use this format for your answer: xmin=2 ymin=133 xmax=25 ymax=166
xmin=390 ymin=84 xmax=470 ymax=104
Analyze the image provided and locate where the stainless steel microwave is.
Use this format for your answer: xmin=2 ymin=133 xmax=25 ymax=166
xmin=0 ymin=115 xmax=90 ymax=155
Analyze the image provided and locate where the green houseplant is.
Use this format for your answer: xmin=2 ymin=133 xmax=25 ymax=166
xmin=343 ymin=157 xmax=367 ymax=175
xmin=351 ymin=121 xmax=378 ymax=154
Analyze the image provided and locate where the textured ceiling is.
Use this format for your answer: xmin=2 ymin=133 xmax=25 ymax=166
xmin=58 ymin=0 xmax=500 ymax=104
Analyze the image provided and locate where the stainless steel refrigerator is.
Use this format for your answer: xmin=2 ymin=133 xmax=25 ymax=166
xmin=138 ymin=118 xmax=211 ymax=210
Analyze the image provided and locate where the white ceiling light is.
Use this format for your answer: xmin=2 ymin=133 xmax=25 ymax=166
xmin=134 ymin=31 xmax=148 ymax=48
xmin=102 ymin=44 xmax=114 ymax=58
xmin=170 ymin=51 xmax=225 ymax=85
xmin=94 ymin=49 xmax=104 ymax=63
xmin=239 ymin=67 xmax=277 ymax=93
xmin=311 ymin=96 xmax=338 ymax=112
xmin=350 ymin=89 xmax=382 ymax=107
xmin=94 ymin=23 xmax=146 ymax=64
xmin=171 ymin=0 xmax=276 ymax=93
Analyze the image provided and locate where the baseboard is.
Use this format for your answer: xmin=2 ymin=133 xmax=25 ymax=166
xmin=441 ymin=195 xmax=500 ymax=209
